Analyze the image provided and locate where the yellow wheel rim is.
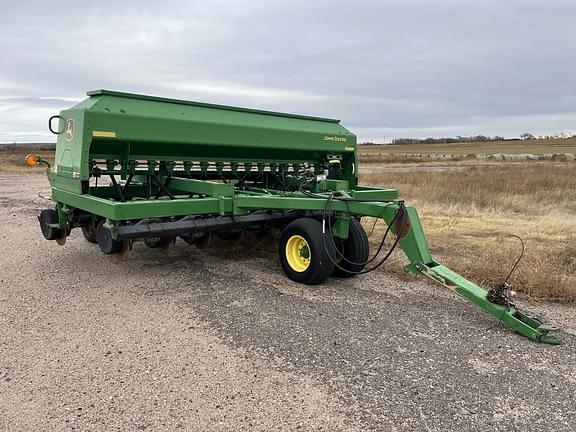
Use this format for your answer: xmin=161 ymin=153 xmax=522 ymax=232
xmin=285 ymin=235 xmax=311 ymax=272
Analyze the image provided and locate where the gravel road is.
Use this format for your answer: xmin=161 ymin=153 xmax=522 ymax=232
xmin=1 ymin=174 xmax=575 ymax=432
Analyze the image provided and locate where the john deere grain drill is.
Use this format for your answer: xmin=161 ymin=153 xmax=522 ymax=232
xmin=27 ymin=89 xmax=560 ymax=344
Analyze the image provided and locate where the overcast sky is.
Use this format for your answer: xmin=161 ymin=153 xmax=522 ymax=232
xmin=1 ymin=0 xmax=575 ymax=143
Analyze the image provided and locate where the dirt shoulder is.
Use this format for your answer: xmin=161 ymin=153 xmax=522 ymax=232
xmin=0 ymin=174 xmax=574 ymax=431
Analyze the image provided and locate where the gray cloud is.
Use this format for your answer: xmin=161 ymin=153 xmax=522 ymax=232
xmin=1 ymin=0 xmax=575 ymax=142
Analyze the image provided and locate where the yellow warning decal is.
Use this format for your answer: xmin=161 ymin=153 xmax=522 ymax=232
xmin=344 ymin=146 xmax=355 ymax=152
xmin=92 ymin=131 xmax=117 ymax=138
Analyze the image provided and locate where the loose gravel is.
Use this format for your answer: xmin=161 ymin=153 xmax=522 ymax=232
xmin=0 ymin=174 xmax=574 ymax=431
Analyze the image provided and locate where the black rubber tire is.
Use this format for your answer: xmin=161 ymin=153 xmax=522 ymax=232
xmin=179 ymin=232 xmax=203 ymax=245
xmin=193 ymin=232 xmax=211 ymax=249
xmin=39 ymin=208 xmax=62 ymax=241
xmin=215 ymin=230 xmax=242 ymax=241
xmin=144 ymin=236 xmax=171 ymax=248
xmin=332 ymin=217 xmax=369 ymax=278
xmin=95 ymin=220 xmax=122 ymax=255
xmin=279 ymin=218 xmax=336 ymax=285
xmin=81 ymin=225 xmax=98 ymax=244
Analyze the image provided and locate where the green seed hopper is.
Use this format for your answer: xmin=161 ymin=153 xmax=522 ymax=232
xmin=29 ymin=89 xmax=560 ymax=344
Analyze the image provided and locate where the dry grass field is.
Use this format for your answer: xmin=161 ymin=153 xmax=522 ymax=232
xmin=359 ymin=137 xmax=576 ymax=156
xmin=0 ymin=145 xmax=55 ymax=174
xmin=361 ymin=163 xmax=576 ymax=302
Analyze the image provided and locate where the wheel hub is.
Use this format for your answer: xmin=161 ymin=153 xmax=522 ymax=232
xmin=285 ymin=235 xmax=311 ymax=272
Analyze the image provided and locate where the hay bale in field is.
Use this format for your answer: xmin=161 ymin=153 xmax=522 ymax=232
xmin=476 ymin=154 xmax=488 ymax=160
xmin=465 ymin=153 xmax=477 ymax=159
xmin=526 ymin=154 xmax=538 ymax=161
xmin=510 ymin=154 xmax=530 ymax=161
xmin=542 ymin=153 xmax=554 ymax=160
xmin=561 ymin=153 xmax=575 ymax=161
xmin=552 ymin=153 xmax=575 ymax=161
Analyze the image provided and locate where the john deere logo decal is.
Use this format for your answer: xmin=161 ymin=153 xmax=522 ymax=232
xmin=323 ymin=135 xmax=347 ymax=142
xmin=64 ymin=119 xmax=74 ymax=141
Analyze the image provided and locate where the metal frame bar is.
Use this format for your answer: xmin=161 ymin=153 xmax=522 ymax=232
xmin=112 ymin=211 xmax=310 ymax=240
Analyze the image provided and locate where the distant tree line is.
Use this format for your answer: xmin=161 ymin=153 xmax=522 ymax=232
xmin=390 ymin=135 xmax=505 ymax=145
xmin=358 ymin=132 xmax=576 ymax=146
xmin=0 ymin=142 xmax=55 ymax=152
